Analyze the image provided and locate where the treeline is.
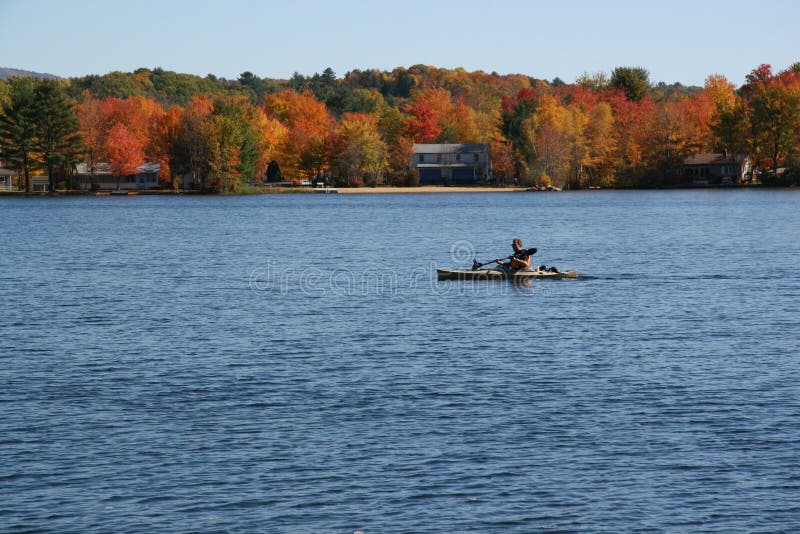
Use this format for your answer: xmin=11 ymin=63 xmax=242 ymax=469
xmin=1 ymin=63 xmax=800 ymax=192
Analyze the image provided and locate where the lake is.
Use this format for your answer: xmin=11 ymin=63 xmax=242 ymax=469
xmin=1 ymin=190 xmax=799 ymax=532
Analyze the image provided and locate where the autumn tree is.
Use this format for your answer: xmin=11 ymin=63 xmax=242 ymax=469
xmin=534 ymin=95 xmax=570 ymax=186
xmin=378 ymin=105 xmax=413 ymax=176
xmin=705 ymin=74 xmax=737 ymax=110
xmin=608 ymin=91 xmax=655 ymax=185
xmin=262 ymin=89 xmax=331 ymax=180
xmin=585 ymin=102 xmax=617 ymax=186
xmin=489 ymin=142 xmax=515 ymax=181
xmin=213 ymin=96 xmax=263 ymax=182
xmin=150 ymin=106 xmax=183 ymax=187
xmin=442 ymin=100 xmax=482 ymax=143
xmin=329 ymin=112 xmax=388 ymax=186
xmin=641 ymin=100 xmax=688 ymax=183
xmin=741 ymin=65 xmax=800 ymax=174
xmin=678 ymin=90 xmax=716 ymax=155
xmin=76 ymin=91 xmax=105 ymax=188
xmin=105 ymin=122 xmax=144 ymax=190
xmin=403 ymin=94 xmax=442 ymax=143
xmin=202 ymin=113 xmax=242 ymax=192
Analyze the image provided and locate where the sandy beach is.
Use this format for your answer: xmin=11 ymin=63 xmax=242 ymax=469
xmin=336 ymin=186 xmax=527 ymax=194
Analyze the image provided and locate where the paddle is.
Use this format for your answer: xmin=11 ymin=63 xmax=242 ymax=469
xmin=472 ymin=248 xmax=537 ymax=270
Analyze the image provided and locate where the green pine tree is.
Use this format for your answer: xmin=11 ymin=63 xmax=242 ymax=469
xmin=0 ymin=78 xmax=38 ymax=192
xmin=32 ymin=80 xmax=83 ymax=191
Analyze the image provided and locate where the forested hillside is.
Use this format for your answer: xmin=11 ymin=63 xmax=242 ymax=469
xmin=2 ymin=63 xmax=799 ymax=192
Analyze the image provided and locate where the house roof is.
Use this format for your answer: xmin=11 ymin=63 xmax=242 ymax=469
xmin=76 ymin=162 xmax=161 ymax=175
xmin=684 ymin=153 xmax=747 ymax=166
xmin=413 ymin=143 xmax=488 ymax=154
xmin=0 ymin=167 xmax=14 ymax=177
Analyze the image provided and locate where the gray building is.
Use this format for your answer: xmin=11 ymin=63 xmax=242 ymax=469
xmin=683 ymin=152 xmax=751 ymax=185
xmin=29 ymin=175 xmax=50 ymax=191
xmin=411 ymin=144 xmax=490 ymax=184
xmin=76 ymin=162 xmax=161 ymax=190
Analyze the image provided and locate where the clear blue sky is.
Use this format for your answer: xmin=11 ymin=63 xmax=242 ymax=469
xmin=1 ymin=0 xmax=797 ymax=86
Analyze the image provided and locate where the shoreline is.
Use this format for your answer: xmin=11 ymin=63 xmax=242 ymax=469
xmin=0 ymin=183 xmax=789 ymax=197
xmin=337 ymin=186 xmax=527 ymax=194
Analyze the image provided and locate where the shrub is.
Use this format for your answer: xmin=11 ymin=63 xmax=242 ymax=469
xmin=535 ymin=172 xmax=551 ymax=188
xmin=761 ymin=171 xmax=800 ymax=187
xmin=407 ymin=168 xmax=420 ymax=187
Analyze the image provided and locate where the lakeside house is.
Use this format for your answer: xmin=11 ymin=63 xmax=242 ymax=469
xmin=0 ymin=166 xmax=14 ymax=191
xmin=30 ymin=175 xmax=50 ymax=191
xmin=182 ymin=172 xmax=206 ymax=190
xmin=410 ymin=144 xmax=490 ymax=184
xmin=683 ymin=151 xmax=751 ymax=185
xmin=76 ymin=162 xmax=161 ymax=191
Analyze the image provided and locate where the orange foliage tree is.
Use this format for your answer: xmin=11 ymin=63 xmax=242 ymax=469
xmin=151 ymin=106 xmax=183 ymax=187
xmin=75 ymin=91 xmax=104 ymax=184
xmin=262 ymin=89 xmax=331 ymax=180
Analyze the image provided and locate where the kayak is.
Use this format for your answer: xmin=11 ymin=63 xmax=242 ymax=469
xmin=437 ymin=267 xmax=579 ymax=280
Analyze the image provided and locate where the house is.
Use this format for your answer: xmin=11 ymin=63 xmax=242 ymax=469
xmin=182 ymin=172 xmax=199 ymax=190
xmin=76 ymin=162 xmax=161 ymax=191
xmin=411 ymin=144 xmax=490 ymax=184
xmin=31 ymin=175 xmax=50 ymax=191
xmin=0 ymin=167 xmax=14 ymax=191
xmin=683 ymin=152 xmax=751 ymax=185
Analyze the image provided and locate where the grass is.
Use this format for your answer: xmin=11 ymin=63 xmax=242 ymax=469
xmin=232 ymin=185 xmax=317 ymax=195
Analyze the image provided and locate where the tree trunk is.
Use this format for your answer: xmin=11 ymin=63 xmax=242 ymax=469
xmin=773 ymin=139 xmax=779 ymax=176
xmin=23 ymin=154 xmax=31 ymax=192
xmin=48 ymin=161 xmax=55 ymax=193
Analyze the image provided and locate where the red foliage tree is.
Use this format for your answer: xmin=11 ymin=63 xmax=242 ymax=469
xmin=105 ymin=122 xmax=145 ymax=189
xmin=403 ymin=97 xmax=441 ymax=143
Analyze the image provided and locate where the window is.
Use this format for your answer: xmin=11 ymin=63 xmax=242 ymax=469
xmin=419 ymin=154 xmax=424 ymax=163
xmin=473 ymin=153 xmax=479 ymax=162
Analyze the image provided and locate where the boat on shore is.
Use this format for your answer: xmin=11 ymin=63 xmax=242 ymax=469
xmin=437 ymin=267 xmax=579 ymax=280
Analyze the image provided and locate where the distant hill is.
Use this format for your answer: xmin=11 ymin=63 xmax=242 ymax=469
xmin=0 ymin=68 xmax=61 ymax=80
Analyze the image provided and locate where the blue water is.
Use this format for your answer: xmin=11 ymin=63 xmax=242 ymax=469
xmin=1 ymin=190 xmax=799 ymax=532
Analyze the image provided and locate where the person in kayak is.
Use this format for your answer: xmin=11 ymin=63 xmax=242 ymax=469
xmin=497 ymin=238 xmax=532 ymax=271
